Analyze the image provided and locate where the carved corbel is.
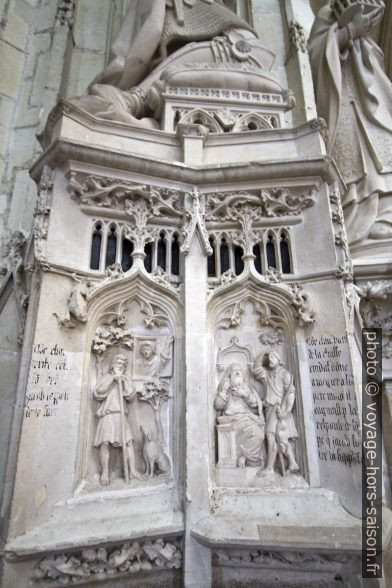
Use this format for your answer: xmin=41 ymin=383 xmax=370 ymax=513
xmin=285 ymin=283 xmax=316 ymax=326
xmin=54 ymin=274 xmax=93 ymax=330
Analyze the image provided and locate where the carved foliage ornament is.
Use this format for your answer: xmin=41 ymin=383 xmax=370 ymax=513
xmin=218 ymin=286 xmax=315 ymax=330
xmin=205 ymin=187 xmax=316 ymax=222
xmin=230 ymin=204 xmax=263 ymax=257
xmin=33 ymin=166 xmax=53 ymax=264
xmin=69 ymin=173 xmax=183 ymax=218
xmin=329 ymin=185 xmax=352 ymax=280
xmin=32 ymin=538 xmax=182 ymax=584
xmin=213 ymin=548 xmax=355 ymax=570
xmin=289 ymin=20 xmax=308 ymax=53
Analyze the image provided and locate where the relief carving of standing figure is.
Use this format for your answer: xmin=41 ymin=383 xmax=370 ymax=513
xmin=253 ymin=351 xmax=299 ymax=476
xmin=214 ymin=363 xmax=265 ymax=467
xmin=93 ymin=354 xmax=142 ymax=485
xmin=309 ymin=0 xmax=392 ymax=246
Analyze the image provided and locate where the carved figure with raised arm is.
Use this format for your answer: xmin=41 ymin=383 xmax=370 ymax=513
xmin=253 ymin=351 xmax=299 ymax=476
xmin=93 ymin=354 xmax=142 ymax=485
xmin=309 ymin=0 xmax=392 ymax=247
xmin=215 ymin=362 xmax=265 ymax=468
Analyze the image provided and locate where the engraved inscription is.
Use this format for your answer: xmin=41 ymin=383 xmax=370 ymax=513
xmin=307 ymin=335 xmax=361 ymax=468
xmin=24 ymin=343 xmax=70 ymax=418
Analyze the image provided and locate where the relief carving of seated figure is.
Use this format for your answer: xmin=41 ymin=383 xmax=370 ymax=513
xmin=214 ymin=362 xmax=265 ymax=468
xmin=67 ymin=0 xmax=282 ymax=128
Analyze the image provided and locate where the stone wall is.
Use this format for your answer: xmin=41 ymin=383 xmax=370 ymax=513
xmin=0 ymin=0 xmax=133 ymax=246
xmin=0 ymin=0 xmax=128 ymax=551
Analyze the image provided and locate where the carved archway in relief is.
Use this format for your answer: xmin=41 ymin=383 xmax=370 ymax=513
xmin=75 ymin=271 xmax=183 ymax=492
xmin=207 ymin=276 xmax=309 ymax=486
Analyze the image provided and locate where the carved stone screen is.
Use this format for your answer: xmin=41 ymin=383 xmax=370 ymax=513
xmin=1 ymin=1 xmax=391 ymax=587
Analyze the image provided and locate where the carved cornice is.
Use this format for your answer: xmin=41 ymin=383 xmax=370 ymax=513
xmin=31 ymin=132 xmax=345 ymax=191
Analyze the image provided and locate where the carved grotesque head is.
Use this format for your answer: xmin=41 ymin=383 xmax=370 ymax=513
xmin=140 ymin=341 xmax=156 ymax=359
xmin=110 ymin=353 xmax=128 ymax=375
xmin=262 ymin=351 xmax=281 ymax=370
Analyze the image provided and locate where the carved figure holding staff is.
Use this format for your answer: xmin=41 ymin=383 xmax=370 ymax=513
xmin=253 ymin=351 xmax=299 ymax=476
xmin=93 ymin=353 xmax=141 ymax=485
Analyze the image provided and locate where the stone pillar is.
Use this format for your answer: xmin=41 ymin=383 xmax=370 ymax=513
xmin=183 ymin=234 xmax=212 ymax=587
xmin=284 ymin=0 xmax=318 ymax=125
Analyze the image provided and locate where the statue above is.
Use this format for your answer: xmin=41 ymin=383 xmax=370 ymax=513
xmin=309 ymin=0 xmax=392 ymax=248
xmin=68 ymin=0 xmax=286 ymax=129
xmin=92 ymin=0 xmax=255 ymax=91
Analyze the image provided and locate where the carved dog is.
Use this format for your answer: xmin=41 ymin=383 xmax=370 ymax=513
xmin=140 ymin=426 xmax=170 ymax=477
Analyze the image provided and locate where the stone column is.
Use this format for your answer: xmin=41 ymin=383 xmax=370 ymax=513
xmin=284 ymin=0 xmax=318 ymax=125
xmin=183 ymin=234 xmax=212 ymax=587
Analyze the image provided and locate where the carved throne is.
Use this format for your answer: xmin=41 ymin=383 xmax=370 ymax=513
xmin=215 ymin=337 xmax=264 ymax=468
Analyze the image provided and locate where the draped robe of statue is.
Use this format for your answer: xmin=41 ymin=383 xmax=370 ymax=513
xmin=92 ymin=0 xmax=254 ymax=91
xmin=309 ymin=5 xmax=392 ymax=245
xmin=214 ymin=364 xmax=265 ymax=466
xmin=68 ymin=0 xmax=257 ymax=128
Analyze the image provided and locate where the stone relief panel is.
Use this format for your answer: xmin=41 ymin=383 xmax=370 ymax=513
xmin=209 ymin=287 xmax=306 ymax=488
xmin=78 ymin=281 xmax=181 ymax=491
